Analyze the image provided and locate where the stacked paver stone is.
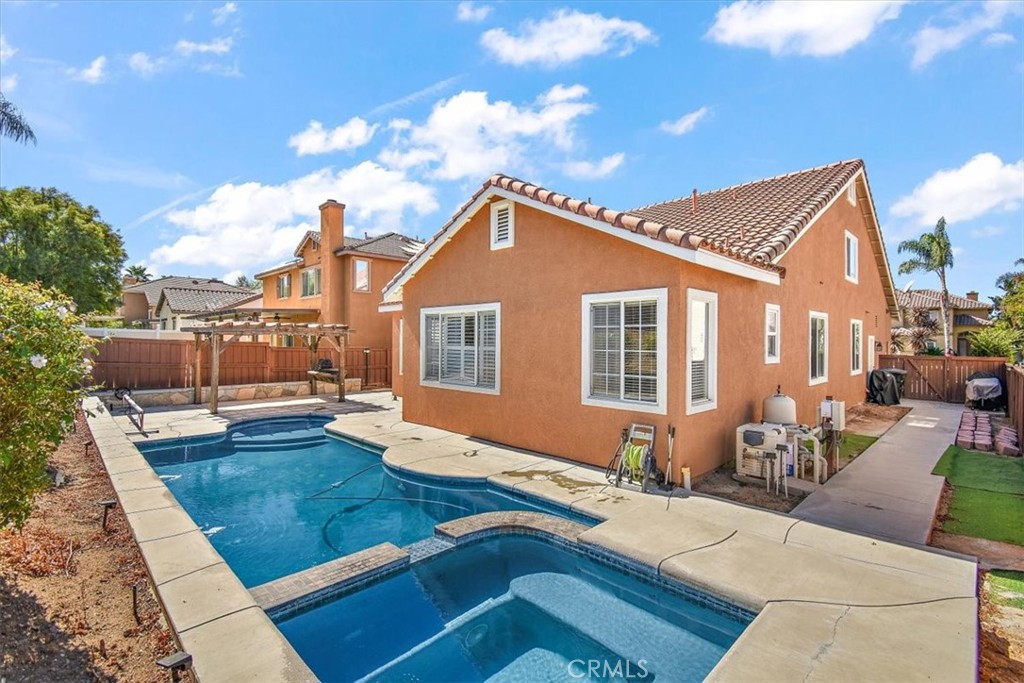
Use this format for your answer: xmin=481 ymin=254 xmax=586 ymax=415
xmin=956 ymin=411 xmax=991 ymax=451
xmin=995 ymin=424 xmax=1021 ymax=456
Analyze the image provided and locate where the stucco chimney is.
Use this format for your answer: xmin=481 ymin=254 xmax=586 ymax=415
xmin=319 ymin=199 xmax=346 ymax=253
xmin=123 ymin=275 xmax=138 ymax=286
xmin=319 ymin=199 xmax=346 ymax=325
xmin=966 ymin=291 xmax=978 ymax=301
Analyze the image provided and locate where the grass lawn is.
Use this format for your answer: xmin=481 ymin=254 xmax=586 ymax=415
xmin=932 ymin=446 xmax=1024 ymax=546
xmin=838 ymin=433 xmax=878 ymax=468
xmin=988 ymin=570 xmax=1024 ymax=610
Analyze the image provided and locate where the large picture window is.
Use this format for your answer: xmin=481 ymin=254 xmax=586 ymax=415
xmin=301 ymin=267 xmax=321 ymax=296
xmin=686 ymin=289 xmax=718 ymax=414
xmin=809 ymin=311 xmax=829 ymax=385
xmin=581 ymin=288 xmax=667 ymax=414
xmin=421 ymin=304 xmax=499 ymax=393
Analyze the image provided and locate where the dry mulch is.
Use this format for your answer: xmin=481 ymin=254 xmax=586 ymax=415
xmin=844 ymin=402 xmax=912 ymax=437
xmin=0 ymin=413 xmax=191 ymax=682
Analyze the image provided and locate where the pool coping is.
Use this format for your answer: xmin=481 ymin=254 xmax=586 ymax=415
xmin=90 ymin=393 xmax=981 ymax=683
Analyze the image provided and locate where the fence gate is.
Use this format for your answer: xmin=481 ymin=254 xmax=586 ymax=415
xmin=877 ymin=354 xmax=1009 ymax=403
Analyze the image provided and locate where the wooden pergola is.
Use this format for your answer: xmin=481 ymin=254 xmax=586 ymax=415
xmin=181 ymin=321 xmax=351 ymax=414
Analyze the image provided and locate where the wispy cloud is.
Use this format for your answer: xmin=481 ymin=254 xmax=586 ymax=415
xmin=563 ymin=152 xmax=625 ymax=180
xmin=660 ymin=106 xmax=710 ymax=136
xmin=984 ymin=31 xmax=1016 ymax=46
xmin=0 ymin=34 xmax=17 ymax=64
xmin=123 ymin=180 xmax=234 ymax=230
xmin=1 ymin=74 xmax=18 ymax=91
xmin=456 ymin=1 xmax=492 ymax=23
xmin=211 ymin=2 xmax=238 ymax=26
xmin=68 ymin=55 xmax=107 ymax=84
xmin=174 ymin=37 xmax=233 ymax=57
xmin=367 ymin=75 xmax=463 ymax=117
xmin=969 ymin=225 xmax=1006 ymax=238
xmin=128 ymin=51 xmax=163 ymax=77
xmin=288 ymin=117 xmax=379 ymax=156
xmin=911 ymin=1 xmax=1021 ymax=69
xmin=82 ymin=157 xmax=192 ymax=190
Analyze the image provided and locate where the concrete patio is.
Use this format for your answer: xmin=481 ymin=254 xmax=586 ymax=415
xmin=87 ymin=391 xmax=979 ymax=683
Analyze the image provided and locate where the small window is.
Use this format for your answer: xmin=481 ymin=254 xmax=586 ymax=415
xmin=490 ymin=200 xmax=514 ymax=250
xmin=765 ymin=303 xmax=781 ymax=364
xmin=277 ymin=274 xmax=291 ymax=299
xmin=301 ymin=267 xmax=321 ymax=296
xmin=398 ymin=318 xmax=404 ymax=376
xmin=850 ymin=319 xmax=863 ymax=375
xmin=353 ymin=259 xmax=370 ymax=292
xmin=847 ymin=182 xmax=856 ymax=206
xmin=809 ymin=311 xmax=829 ymax=385
xmin=845 ymin=231 xmax=859 ymax=283
xmin=422 ymin=304 xmax=500 ymax=394
xmin=687 ymin=289 xmax=718 ymax=414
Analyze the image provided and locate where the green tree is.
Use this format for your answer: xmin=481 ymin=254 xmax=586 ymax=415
xmin=898 ymin=217 xmax=955 ymax=353
xmin=993 ymin=257 xmax=1024 ymax=330
xmin=0 ymin=93 xmax=36 ymax=145
xmin=234 ymin=274 xmax=262 ymax=290
xmin=968 ymin=326 xmax=1022 ymax=360
xmin=125 ymin=264 xmax=152 ymax=282
xmin=0 ymin=187 xmax=126 ymax=313
xmin=0 ymin=276 xmax=94 ymax=528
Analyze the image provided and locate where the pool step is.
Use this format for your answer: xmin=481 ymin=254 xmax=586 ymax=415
xmin=485 ymin=648 xmax=582 ymax=683
xmin=229 ymin=434 xmax=328 ymax=452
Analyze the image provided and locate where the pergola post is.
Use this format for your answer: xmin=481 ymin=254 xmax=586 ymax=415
xmin=336 ymin=334 xmax=346 ymax=402
xmin=210 ymin=333 xmax=221 ymax=414
xmin=192 ymin=333 xmax=202 ymax=405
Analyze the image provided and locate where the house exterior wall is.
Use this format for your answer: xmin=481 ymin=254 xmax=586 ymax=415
xmin=259 ymin=239 xmax=324 ymax=314
xmin=339 ymin=254 xmax=405 ymax=349
xmin=119 ymin=291 xmax=151 ymax=325
xmin=399 ymin=186 xmax=891 ymax=480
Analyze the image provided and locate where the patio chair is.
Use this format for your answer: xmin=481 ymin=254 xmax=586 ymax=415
xmin=606 ymin=424 xmax=658 ymax=493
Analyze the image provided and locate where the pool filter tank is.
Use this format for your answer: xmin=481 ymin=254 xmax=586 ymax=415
xmin=763 ymin=386 xmax=797 ymax=425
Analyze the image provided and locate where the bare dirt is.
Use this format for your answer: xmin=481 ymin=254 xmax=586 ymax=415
xmin=979 ymin=573 xmax=1024 ymax=683
xmin=691 ymin=469 xmax=801 ymax=513
xmin=0 ymin=413 xmax=193 ymax=683
xmin=844 ymin=403 xmax=912 ymax=437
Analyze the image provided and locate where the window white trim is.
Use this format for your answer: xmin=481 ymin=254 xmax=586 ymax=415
xmin=580 ymin=288 xmax=667 ymax=415
xmin=353 ymin=258 xmax=371 ymax=293
xmin=764 ymin=303 xmax=781 ymax=365
xmin=419 ymin=302 xmax=500 ymax=395
xmin=398 ymin=318 xmax=404 ymax=376
xmin=686 ymin=289 xmax=718 ymax=415
xmin=844 ymin=231 xmax=859 ymax=284
xmin=276 ymin=273 xmax=292 ymax=299
xmin=490 ymin=200 xmax=515 ymax=250
xmin=867 ymin=334 xmax=876 ymax=371
xmin=850 ymin=319 xmax=863 ymax=375
xmin=809 ymin=311 xmax=829 ymax=386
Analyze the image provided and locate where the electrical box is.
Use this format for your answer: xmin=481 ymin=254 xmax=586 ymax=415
xmin=819 ymin=400 xmax=846 ymax=431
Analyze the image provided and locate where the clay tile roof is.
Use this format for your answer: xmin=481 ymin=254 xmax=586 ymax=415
xmin=334 ymin=232 xmax=424 ymax=259
xmin=124 ymin=276 xmax=251 ymax=306
xmin=160 ymin=287 xmax=260 ymax=314
xmin=896 ymin=289 xmax=992 ymax=311
xmin=629 ymin=160 xmax=865 ymax=263
xmin=953 ymin=314 xmax=992 ymax=327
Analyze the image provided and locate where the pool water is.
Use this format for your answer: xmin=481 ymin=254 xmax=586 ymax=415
xmin=277 ymin=535 xmax=748 ymax=682
xmin=138 ymin=416 xmax=589 ymax=587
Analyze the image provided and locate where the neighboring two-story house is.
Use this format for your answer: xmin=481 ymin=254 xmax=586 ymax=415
xmin=893 ymin=289 xmax=993 ymax=355
xmin=380 ymin=160 xmax=899 ymax=479
xmin=119 ymin=276 xmax=252 ymax=328
xmin=254 ymin=200 xmax=422 ymax=349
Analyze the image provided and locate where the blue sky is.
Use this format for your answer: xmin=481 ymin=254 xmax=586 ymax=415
xmin=1 ymin=0 xmax=1022 ymax=300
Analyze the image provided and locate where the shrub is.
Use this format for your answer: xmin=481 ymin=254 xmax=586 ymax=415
xmin=0 ymin=276 xmax=94 ymax=528
xmin=969 ymin=326 xmax=1022 ymax=360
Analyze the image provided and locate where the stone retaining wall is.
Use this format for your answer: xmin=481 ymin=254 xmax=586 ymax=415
xmin=96 ymin=378 xmax=362 ymax=408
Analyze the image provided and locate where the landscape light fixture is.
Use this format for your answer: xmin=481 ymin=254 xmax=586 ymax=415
xmin=156 ymin=651 xmax=193 ymax=682
xmin=97 ymin=499 xmax=117 ymax=531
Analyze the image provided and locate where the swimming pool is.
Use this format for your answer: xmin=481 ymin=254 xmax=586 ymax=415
xmin=138 ymin=416 xmax=594 ymax=587
xmin=277 ymin=535 xmax=750 ymax=682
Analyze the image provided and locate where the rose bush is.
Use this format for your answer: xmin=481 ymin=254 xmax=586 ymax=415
xmin=0 ymin=275 xmax=94 ymax=528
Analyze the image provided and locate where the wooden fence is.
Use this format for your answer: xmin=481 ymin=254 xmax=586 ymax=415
xmin=88 ymin=337 xmax=390 ymax=390
xmin=876 ymin=354 xmax=1008 ymax=403
xmin=1007 ymin=365 xmax=1024 ymax=434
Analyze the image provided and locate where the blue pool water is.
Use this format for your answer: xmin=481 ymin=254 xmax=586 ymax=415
xmin=138 ymin=416 xmax=591 ymax=587
xmin=277 ymin=535 xmax=749 ymax=682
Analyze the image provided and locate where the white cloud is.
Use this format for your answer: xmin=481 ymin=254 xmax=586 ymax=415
xmin=457 ymin=1 xmax=492 ymax=23
xmin=660 ymin=106 xmax=710 ymax=136
xmin=984 ymin=31 xmax=1016 ymax=45
xmin=0 ymin=35 xmax=17 ymax=64
xmin=368 ymin=75 xmax=462 ymax=117
xmin=221 ymin=269 xmax=245 ymax=284
xmin=563 ymin=152 xmax=625 ymax=180
xmin=969 ymin=225 xmax=1006 ymax=238
xmin=912 ymin=1 xmax=1021 ymax=69
xmin=288 ymin=117 xmax=380 ymax=156
xmin=951 ymin=246 xmax=966 ymax=258
xmin=150 ymin=162 xmax=438 ymax=271
xmin=379 ymin=84 xmax=597 ymax=181
xmin=128 ymin=51 xmax=162 ymax=77
xmin=1 ymin=74 xmax=18 ymax=91
xmin=707 ymin=1 xmax=905 ymax=57
xmin=198 ymin=61 xmax=243 ymax=78
xmin=481 ymin=9 xmax=655 ymax=67
xmin=211 ymin=2 xmax=238 ymax=26
xmin=891 ymin=153 xmax=1024 ymax=226
xmin=68 ymin=56 xmax=107 ymax=84
xmin=174 ymin=37 xmax=233 ymax=56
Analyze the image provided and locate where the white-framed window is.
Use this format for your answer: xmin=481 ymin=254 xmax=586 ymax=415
xmin=765 ymin=303 xmax=781 ymax=365
xmin=850 ymin=319 xmax=863 ymax=375
xmin=301 ymin=267 xmax=321 ymax=297
xmin=847 ymin=182 xmax=856 ymax=206
xmin=686 ymin=289 xmax=718 ymax=415
xmin=490 ymin=200 xmax=514 ymax=250
xmin=580 ymin=288 xmax=667 ymax=415
xmin=421 ymin=303 xmax=500 ymax=394
xmin=809 ymin=311 xmax=829 ymax=385
xmin=844 ymin=231 xmax=859 ymax=283
xmin=398 ymin=318 xmax=404 ymax=376
xmin=353 ymin=259 xmax=370 ymax=292
xmin=277 ymin=273 xmax=291 ymax=299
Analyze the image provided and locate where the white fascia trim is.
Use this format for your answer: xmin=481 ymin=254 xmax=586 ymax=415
xmin=685 ymin=288 xmax=718 ymax=415
xmin=378 ymin=302 xmax=403 ymax=313
xmin=809 ymin=310 xmax=829 ymax=386
xmin=580 ymin=287 xmax=668 ymax=416
xmin=844 ymin=231 xmax=859 ymax=284
xmin=489 ymin=200 xmax=515 ymax=250
xmin=381 ymin=189 xmax=780 ymax=303
xmin=419 ymin=302 xmax=501 ymax=396
xmin=398 ymin=318 xmax=404 ymax=376
xmin=850 ymin=318 xmax=863 ymax=376
xmin=773 ymin=172 xmax=859 ymax=265
xmin=764 ymin=302 xmax=781 ymax=365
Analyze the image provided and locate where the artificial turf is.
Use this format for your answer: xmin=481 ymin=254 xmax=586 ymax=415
xmin=932 ymin=445 xmax=1024 ymax=546
xmin=987 ymin=571 xmax=1024 ymax=610
xmin=838 ymin=433 xmax=879 ymax=468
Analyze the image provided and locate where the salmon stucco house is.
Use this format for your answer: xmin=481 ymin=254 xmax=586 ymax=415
xmin=380 ymin=160 xmax=899 ymax=480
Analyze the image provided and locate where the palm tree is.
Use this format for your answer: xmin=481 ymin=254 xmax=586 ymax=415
xmin=125 ymin=265 xmax=152 ymax=282
xmin=0 ymin=93 xmax=36 ymax=145
xmin=898 ymin=217 xmax=955 ymax=353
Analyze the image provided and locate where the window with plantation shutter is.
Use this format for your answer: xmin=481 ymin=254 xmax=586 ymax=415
xmin=490 ymin=201 xmax=514 ymax=250
xmin=686 ymin=289 xmax=718 ymax=414
xmin=581 ymin=288 xmax=667 ymax=415
xmin=420 ymin=304 xmax=500 ymax=393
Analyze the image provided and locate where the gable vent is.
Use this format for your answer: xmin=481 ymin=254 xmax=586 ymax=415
xmin=490 ymin=200 xmax=514 ymax=250
xmin=495 ymin=206 xmax=510 ymax=241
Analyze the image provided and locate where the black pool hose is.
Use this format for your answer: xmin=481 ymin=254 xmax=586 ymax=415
xmin=307 ymin=463 xmax=383 ymax=499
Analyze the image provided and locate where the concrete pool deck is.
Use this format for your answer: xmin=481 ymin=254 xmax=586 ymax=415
xmin=87 ymin=391 xmax=978 ymax=682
